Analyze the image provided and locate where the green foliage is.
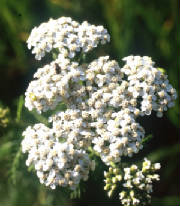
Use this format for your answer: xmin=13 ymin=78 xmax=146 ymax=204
xmin=0 ymin=141 xmax=13 ymax=161
xmin=141 ymin=134 xmax=153 ymax=145
xmin=16 ymin=95 xmax=24 ymax=122
xmin=70 ymin=187 xmax=81 ymax=199
xmin=148 ymin=144 xmax=179 ymax=162
xmin=10 ymin=147 xmax=22 ymax=184
xmin=152 ymin=196 xmax=180 ymax=206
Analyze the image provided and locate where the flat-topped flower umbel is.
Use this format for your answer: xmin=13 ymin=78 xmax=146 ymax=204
xmin=22 ymin=16 xmax=177 ymax=205
xmin=27 ymin=17 xmax=110 ymax=60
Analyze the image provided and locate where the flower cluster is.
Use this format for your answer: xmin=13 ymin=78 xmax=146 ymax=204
xmin=27 ymin=17 xmax=110 ymax=60
xmin=25 ymin=55 xmax=149 ymax=165
xmin=25 ymin=54 xmax=86 ymax=113
xmin=50 ymin=109 xmax=95 ymax=149
xmin=104 ymin=159 xmax=161 ymax=206
xmin=92 ymin=109 xmax=145 ymax=164
xmin=22 ymin=123 xmax=95 ymax=190
xmin=122 ymin=56 xmax=177 ymax=118
xmin=22 ymin=16 xmax=176 ymax=200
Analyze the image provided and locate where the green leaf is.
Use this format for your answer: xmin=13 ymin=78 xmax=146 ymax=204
xmin=0 ymin=141 xmax=13 ymax=161
xmin=16 ymin=95 xmax=24 ymax=122
xmin=31 ymin=110 xmax=49 ymax=125
xmin=141 ymin=134 xmax=153 ymax=145
xmin=152 ymin=196 xmax=180 ymax=206
xmin=70 ymin=186 xmax=81 ymax=199
xmin=10 ymin=147 xmax=22 ymax=184
xmin=167 ymin=100 xmax=179 ymax=128
xmin=147 ymin=144 xmax=179 ymax=162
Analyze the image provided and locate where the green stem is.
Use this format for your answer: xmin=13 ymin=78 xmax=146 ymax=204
xmin=78 ymin=52 xmax=86 ymax=64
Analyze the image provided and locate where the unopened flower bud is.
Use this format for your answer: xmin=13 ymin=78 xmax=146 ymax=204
xmin=113 ymin=168 xmax=120 ymax=175
xmin=111 ymin=184 xmax=116 ymax=191
xmin=130 ymin=190 xmax=135 ymax=197
xmin=109 ymin=167 xmax=113 ymax=173
xmin=119 ymin=191 xmax=126 ymax=199
xmin=112 ymin=177 xmax=118 ymax=183
xmin=104 ymin=184 xmax=111 ymax=191
xmin=116 ymin=175 xmax=122 ymax=181
xmin=154 ymin=163 xmax=161 ymax=170
xmin=106 ymin=178 xmax=111 ymax=184
xmin=157 ymin=67 xmax=166 ymax=74
xmin=130 ymin=165 xmax=138 ymax=172
xmin=108 ymin=190 xmax=113 ymax=198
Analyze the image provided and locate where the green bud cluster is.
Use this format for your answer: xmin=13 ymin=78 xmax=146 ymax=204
xmin=119 ymin=159 xmax=160 ymax=206
xmin=0 ymin=106 xmax=9 ymax=128
xmin=104 ymin=158 xmax=160 ymax=206
xmin=104 ymin=166 xmax=122 ymax=197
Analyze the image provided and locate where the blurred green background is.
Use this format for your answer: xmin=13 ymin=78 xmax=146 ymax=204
xmin=0 ymin=0 xmax=179 ymax=205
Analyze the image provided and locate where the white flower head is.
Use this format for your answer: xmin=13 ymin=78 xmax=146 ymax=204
xmin=27 ymin=17 xmax=110 ymax=60
xmin=23 ymin=17 xmax=176 ymax=199
xmin=22 ymin=123 xmax=94 ymax=190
